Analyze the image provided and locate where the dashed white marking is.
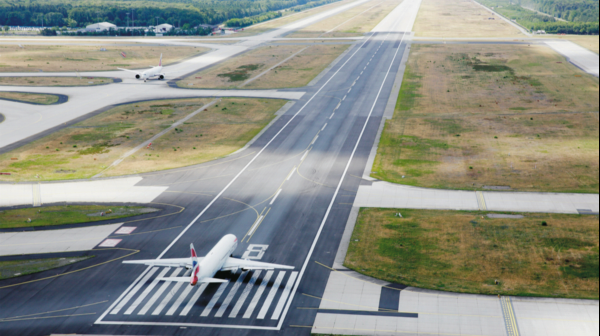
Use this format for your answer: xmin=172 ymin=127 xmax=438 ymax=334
xmin=111 ymin=268 xmax=158 ymax=315
xmin=360 ymin=71 xmax=363 ymax=75
xmin=335 ymin=102 xmax=341 ymax=110
xmin=271 ymin=272 xmax=298 ymax=320
xmin=139 ymin=268 xmax=183 ymax=315
xmin=153 ymin=269 xmax=191 ymax=315
xmin=329 ymin=113 xmax=335 ymax=119
xmin=321 ymin=123 xmax=328 ymax=131
xmin=270 ymin=189 xmax=283 ymax=205
xmin=125 ymin=268 xmax=171 ymax=315
xmin=257 ymin=271 xmax=285 ymax=319
xmin=347 ymin=88 xmax=352 ymax=93
xmin=215 ymin=272 xmax=249 ymax=318
xmin=229 ymin=271 xmax=262 ymax=318
xmin=342 ymin=95 xmax=347 ymax=101
xmin=243 ymin=270 xmax=273 ymax=319
xmin=200 ymin=281 xmax=229 ymax=317
xmin=179 ymin=283 xmax=208 ymax=316
xmin=287 ymin=166 xmax=297 ymax=179
xmin=356 ymin=76 xmax=360 ymax=81
xmin=310 ymin=135 xmax=319 ymax=145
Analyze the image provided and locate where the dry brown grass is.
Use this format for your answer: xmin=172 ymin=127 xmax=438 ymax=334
xmin=414 ymin=0 xmax=525 ymax=38
xmin=0 ymin=92 xmax=58 ymax=104
xmin=245 ymin=44 xmax=350 ymax=88
xmin=0 ymin=76 xmax=114 ymax=86
xmin=372 ymin=44 xmax=599 ymax=193
xmin=287 ymin=0 xmax=403 ymax=38
xmin=0 ymin=98 xmax=285 ymax=181
xmin=346 ymin=208 xmax=599 ymax=299
xmin=0 ymin=44 xmax=208 ymax=72
xmin=234 ymin=0 xmax=359 ymax=37
xmin=179 ymin=44 xmax=348 ymax=89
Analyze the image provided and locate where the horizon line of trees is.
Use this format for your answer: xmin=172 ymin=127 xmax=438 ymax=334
xmin=0 ymin=0 xmax=336 ymax=29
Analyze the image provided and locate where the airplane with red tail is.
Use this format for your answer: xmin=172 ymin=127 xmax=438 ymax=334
xmin=123 ymin=234 xmax=294 ymax=286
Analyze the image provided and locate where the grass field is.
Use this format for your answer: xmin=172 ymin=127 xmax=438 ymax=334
xmin=287 ymin=0 xmax=403 ymax=38
xmin=0 ymin=45 xmax=208 ymax=72
xmin=178 ymin=44 xmax=348 ymax=89
xmin=346 ymin=208 xmax=599 ymax=299
xmin=372 ymin=44 xmax=599 ymax=193
xmin=413 ymin=0 xmax=525 ymax=37
xmin=0 ymin=256 xmax=93 ymax=280
xmin=0 ymin=76 xmax=115 ymax=86
xmin=0 ymin=98 xmax=286 ymax=181
xmin=0 ymin=205 xmax=158 ymax=229
xmin=0 ymin=92 xmax=58 ymax=104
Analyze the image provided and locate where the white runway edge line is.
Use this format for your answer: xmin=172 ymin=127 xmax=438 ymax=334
xmin=277 ymin=31 xmax=406 ymax=330
xmin=95 ymin=27 xmax=381 ymax=330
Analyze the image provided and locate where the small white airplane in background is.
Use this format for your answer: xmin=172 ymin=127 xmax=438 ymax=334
xmin=123 ymin=234 xmax=294 ymax=286
xmin=118 ymin=54 xmax=165 ymax=82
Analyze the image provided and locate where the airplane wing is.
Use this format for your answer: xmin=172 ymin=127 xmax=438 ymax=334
xmin=122 ymin=257 xmax=199 ymax=268
xmin=158 ymin=277 xmax=228 ymax=284
xmin=222 ymin=258 xmax=294 ymax=271
xmin=117 ymin=68 xmax=140 ymax=74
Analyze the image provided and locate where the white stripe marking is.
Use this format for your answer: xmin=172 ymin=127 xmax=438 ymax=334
xmin=125 ymin=268 xmax=171 ymax=315
xmin=167 ymin=281 xmax=195 ymax=316
xmin=335 ymin=102 xmax=341 ymax=110
xmin=139 ymin=268 xmax=182 ymax=315
xmin=215 ymin=272 xmax=249 ymax=318
xmin=152 ymin=269 xmax=191 ymax=315
xmin=270 ymin=189 xmax=282 ymax=205
xmin=111 ymin=268 xmax=158 ymax=315
xmin=300 ymin=151 xmax=309 ymax=161
xmin=277 ymin=32 xmax=408 ymax=331
xmin=180 ymin=283 xmax=208 ymax=316
xmin=329 ymin=113 xmax=335 ymax=119
xmin=243 ymin=270 xmax=273 ymax=319
xmin=200 ymin=281 xmax=229 ymax=317
xmin=287 ymin=167 xmax=297 ymax=180
xmin=310 ymin=135 xmax=319 ymax=145
xmin=271 ymin=271 xmax=298 ymax=320
xmin=321 ymin=123 xmax=328 ymax=131
xmin=257 ymin=271 xmax=285 ymax=319
xmin=229 ymin=271 xmax=261 ymax=318
xmin=342 ymin=95 xmax=347 ymax=101
xmin=248 ymin=216 xmax=264 ymax=236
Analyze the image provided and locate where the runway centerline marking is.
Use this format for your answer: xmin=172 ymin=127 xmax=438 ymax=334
xmin=270 ymin=189 xmax=283 ymax=205
xmin=277 ymin=31 xmax=407 ymax=330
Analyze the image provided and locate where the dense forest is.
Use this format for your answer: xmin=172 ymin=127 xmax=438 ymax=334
xmin=0 ymin=0 xmax=339 ymax=29
xmin=482 ymin=0 xmax=598 ymax=34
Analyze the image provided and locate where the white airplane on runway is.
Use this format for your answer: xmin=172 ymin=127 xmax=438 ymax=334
xmin=118 ymin=54 xmax=165 ymax=82
xmin=123 ymin=234 xmax=294 ymax=286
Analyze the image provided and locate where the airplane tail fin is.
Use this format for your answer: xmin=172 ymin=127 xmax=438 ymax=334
xmin=190 ymin=243 xmax=200 ymax=286
xmin=159 ymin=53 xmax=163 ymax=67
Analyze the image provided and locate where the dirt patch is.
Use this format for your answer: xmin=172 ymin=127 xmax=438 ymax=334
xmin=414 ymin=0 xmax=525 ymax=37
xmin=346 ymin=208 xmax=599 ymax=299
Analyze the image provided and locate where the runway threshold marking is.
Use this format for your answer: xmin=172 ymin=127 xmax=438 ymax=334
xmin=500 ymin=296 xmax=521 ymax=336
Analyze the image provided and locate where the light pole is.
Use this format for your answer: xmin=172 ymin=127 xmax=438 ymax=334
xmin=126 ymin=13 xmax=130 ymax=29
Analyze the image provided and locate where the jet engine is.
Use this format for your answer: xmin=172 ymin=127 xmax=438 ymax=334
xmin=135 ymin=74 xmax=140 ymax=79
xmin=159 ymin=75 xmax=165 ymax=80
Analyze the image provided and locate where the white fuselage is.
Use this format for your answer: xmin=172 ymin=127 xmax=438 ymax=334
xmin=197 ymin=234 xmax=238 ymax=280
xmin=141 ymin=66 xmax=163 ymax=80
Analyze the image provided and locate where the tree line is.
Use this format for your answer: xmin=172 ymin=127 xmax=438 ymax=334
xmin=524 ymin=0 xmax=598 ymax=22
xmin=224 ymin=0 xmax=339 ymax=28
xmin=0 ymin=0 xmax=338 ymax=29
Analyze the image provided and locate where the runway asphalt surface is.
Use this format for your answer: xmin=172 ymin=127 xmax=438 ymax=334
xmin=0 ymin=0 xmax=415 ymax=333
